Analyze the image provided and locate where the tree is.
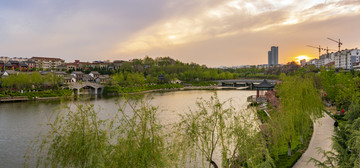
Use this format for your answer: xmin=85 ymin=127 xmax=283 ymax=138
xmin=26 ymin=96 xmax=172 ymax=168
xmin=176 ymin=93 xmax=274 ymax=167
xmin=270 ymin=74 xmax=323 ymax=156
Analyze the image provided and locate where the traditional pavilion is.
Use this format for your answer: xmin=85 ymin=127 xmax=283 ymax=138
xmin=255 ymin=79 xmax=275 ymax=98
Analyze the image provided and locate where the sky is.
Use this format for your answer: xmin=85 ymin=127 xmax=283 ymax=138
xmin=1 ymin=0 xmax=360 ymax=67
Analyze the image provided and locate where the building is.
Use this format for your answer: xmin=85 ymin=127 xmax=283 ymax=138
xmin=65 ymin=63 xmax=78 ymax=71
xmin=300 ymin=59 xmax=306 ymax=67
xmin=30 ymin=57 xmax=65 ymax=70
xmin=89 ymin=71 xmax=100 ymax=78
xmin=314 ymin=48 xmax=360 ymax=70
xmin=70 ymin=71 xmax=84 ymax=81
xmin=268 ymin=46 xmax=278 ymax=66
xmin=334 ymin=49 xmax=360 ymax=70
xmin=306 ymin=59 xmax=321 ymax=68
xmin=349 ymin=48 xmax=360 ymax=69
xmin=0 ymin=56 xmax=11 ymax=62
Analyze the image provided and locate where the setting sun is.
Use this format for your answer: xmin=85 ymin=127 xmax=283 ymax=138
xmin=294 ymin=55 xmax=310 ymax=64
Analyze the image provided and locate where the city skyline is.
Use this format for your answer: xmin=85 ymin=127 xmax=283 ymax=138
xmin=1 ymin=0 xmax=360 ymax=67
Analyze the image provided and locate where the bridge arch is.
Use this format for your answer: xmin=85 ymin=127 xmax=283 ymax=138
xmin=69 ymin=82 xmax=104 ymax=95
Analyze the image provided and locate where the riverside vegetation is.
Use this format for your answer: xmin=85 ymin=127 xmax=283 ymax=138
xmin=2 ymin=57 xmax=305 ymax=98
xmin=24 ymin=71 xmax=324 ymax=168
xmin=308 ymin=69 xmax=360 ymax=168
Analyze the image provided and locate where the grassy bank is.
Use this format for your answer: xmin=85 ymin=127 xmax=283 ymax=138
xmin=0 ymin=89 xmax=73 ymax=99
xmin=256 ymin=109 xmax=314 ymax=168
xmin=274 ymin=126 xmax=313 ymax=168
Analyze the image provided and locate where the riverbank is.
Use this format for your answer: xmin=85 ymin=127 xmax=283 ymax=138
xmin=0 ymin=96 xmax=73 ymax=102
xmin=0 ymin=86 xmax=247 ymax=102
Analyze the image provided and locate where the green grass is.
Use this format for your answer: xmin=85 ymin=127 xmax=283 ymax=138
xmin=275 ymin=149 xmax=304 ymax=168
xmin=257 ymin=109 xmax=269 ymax=123
xmin=1 ymin=89 xmax=73 ymax=99
xmin=274 ymin=125 xmax=313 ymax=168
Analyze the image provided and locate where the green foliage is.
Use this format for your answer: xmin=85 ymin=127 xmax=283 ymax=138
xmin=108 ymin=97 xmax=170 ymax=168
xmin=103 ymin=84 xmax=183 ymax=94
xmin=268 ymin=74 xmax=323 ymax=163
xmin=315 ymin=72 xmax=360 ymax=167
xmin=0 ymin=91 xmax=7 ymax=97
xmin=275 ymin=150 xmax=304 ymax=168
xmin=330 ymin=97 xmax=360 ymax=167
xmin=175 ymin=93 xmax=274 ymax=167
xmin=257 ymin=109 xmax=269 ymax=123
xmin=105 ymin=57 xmax=279 ymax=83
xmin=320 ymin=70 xmax=359 ymax=111
xmin=185 ymin=81 xmax=217 ymax=86
xmin=26 ymin=90 xmax=73 ymax=98
xmin=0 ymin=72 xmax=64 ymax=91
xmin=26 ymin=103 xmax=110 ymax=167
xmin=26 ymin=96 xmax=171 ymax=168
xmin=1 ymin=90 xmax=72 ymax=99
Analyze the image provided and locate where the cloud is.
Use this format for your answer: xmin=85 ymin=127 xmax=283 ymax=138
xmin=0 ymin=0 xmax=360 ymax=66
xmin=113 ymin=0 xmax=360 ymax=56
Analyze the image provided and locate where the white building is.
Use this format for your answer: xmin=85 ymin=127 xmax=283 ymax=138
xmin=306 ymin=59 xmax=321 ymax=68
xmin=350 ymin=48 xmax=360 ymax=69
xmin=334 ymin=49 xmax=360 ymax=70
xmin=30 ymin=57 xmax=65 ymax=70
xmin=0 ymin=56 xmax=11 ymax=62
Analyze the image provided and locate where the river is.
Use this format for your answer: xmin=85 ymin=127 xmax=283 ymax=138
xmin=0 ymin=90 xmax=255 ymax=167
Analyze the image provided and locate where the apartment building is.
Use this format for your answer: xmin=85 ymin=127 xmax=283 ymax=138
xmin=30 ymin=57 xmax=65 ymax=70
xmin=334 ymin=49 xmax=360 ymax=70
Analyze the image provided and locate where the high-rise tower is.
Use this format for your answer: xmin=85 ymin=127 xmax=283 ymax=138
xmin=268 ymin=46 xmax=278 ymax=66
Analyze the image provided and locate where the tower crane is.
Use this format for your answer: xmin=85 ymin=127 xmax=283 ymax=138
xmin=306 ymin=45 xmax=336 ymax=57
xmin=306 ymin=45 xmax=324 ymax=57
xmin=327 ymin=37 xmax=343 ymax=51
xmin=323 ymin=46 xmax=337 ymax=57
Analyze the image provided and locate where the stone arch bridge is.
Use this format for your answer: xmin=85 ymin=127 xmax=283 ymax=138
xmin=68 ymin=82 xmax=104 ymax=95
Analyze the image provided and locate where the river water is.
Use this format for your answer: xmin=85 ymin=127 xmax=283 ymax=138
xmin=0 ymin=90 xmax=255 ymax=167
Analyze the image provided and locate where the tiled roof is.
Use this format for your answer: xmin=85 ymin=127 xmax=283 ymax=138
xmin=256 ymin=79 xmax=275 ymax=88
xmin=90 ymin=71 xmax=100 ymax=75
xmin=19 ymin=61 xmax=28 ymax=67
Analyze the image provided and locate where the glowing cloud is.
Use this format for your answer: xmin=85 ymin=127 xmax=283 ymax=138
xmin=115 ymin=0 xmax=360 ymax=55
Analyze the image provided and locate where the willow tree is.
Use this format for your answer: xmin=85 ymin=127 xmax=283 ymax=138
xmin=271 ymin=74 xmax=323 ymax=156
xmin=176 ymin=93 xmax=274 ymax=168
xmin=25 ymin=96 xmax=171 ymax=168
xmin=319 ymin=69 xmax=337 ymax=102
xmin=108 ymin=96 xmax=171 ymax=168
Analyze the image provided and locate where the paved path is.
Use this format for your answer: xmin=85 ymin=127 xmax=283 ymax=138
xmin=293 ymin=114 xmax=335 ymax=168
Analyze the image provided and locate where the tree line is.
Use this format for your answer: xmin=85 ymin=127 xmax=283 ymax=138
xmin=0 ymin=72 xmax=63 ymax=91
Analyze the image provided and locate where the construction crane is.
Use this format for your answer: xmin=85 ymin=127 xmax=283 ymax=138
xmin=307 ymin=45 xmax=336 ymax=57
xmin=323 ymin=46 xmax=337 ymax=56
xmin=306 ymin=45 xmax=324 ymax=57
xmin=327 ymin=37 xmax=343 ymax=51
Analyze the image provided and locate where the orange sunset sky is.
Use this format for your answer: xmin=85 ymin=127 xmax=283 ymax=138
xmin=1 ymin=0 xmax=360 ymax=67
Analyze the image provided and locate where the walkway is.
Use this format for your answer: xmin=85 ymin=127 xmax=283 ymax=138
xmin=293 ymin=114 xmax=335 ymax=168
